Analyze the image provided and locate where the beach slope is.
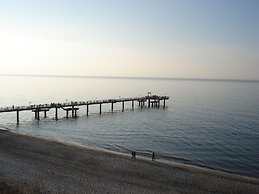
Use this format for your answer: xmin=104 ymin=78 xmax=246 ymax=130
xmin=0 ymin=130 xmax=258 ymax=194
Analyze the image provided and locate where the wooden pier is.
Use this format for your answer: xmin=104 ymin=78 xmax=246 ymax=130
xmin=0 ymin=95 xmax=169 ymax=123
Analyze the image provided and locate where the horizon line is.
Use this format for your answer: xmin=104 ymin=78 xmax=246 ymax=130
xmin=0 ymin=74 xmax=259 ymax=83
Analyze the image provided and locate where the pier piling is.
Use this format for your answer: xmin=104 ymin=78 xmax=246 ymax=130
xmin=66 ymin=110 xmax=69 ymax=119
xmin=34 ymin=111 xmax=40 ymax=120
xmin=111 ymin=103 xmax=114 ymax=112
xmin=74 ymin=109 xmax=77 ymax=118
xmin=55 ymin=108 xmax=58 ymax=120
xmin=122 ymin=101 xmax=125 ymax=112
xmin=72 ymin=106 xmax=74 ymax=118
xmin=63 ymin=107 xmax=79 ymax=119
xmin=16 ymin=111 xmax=19 ymax=123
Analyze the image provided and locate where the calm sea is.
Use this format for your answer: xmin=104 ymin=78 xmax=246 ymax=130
xmin=0 ymin=75 xmax=258 ymax=178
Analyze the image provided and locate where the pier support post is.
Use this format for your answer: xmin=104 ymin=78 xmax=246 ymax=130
xmin=72 ymin=106 xmax=74 ymax=118
xmin=16 ymin=111 xmax=19 ymax=123
xmin=86 ymin=104 xmax=89 ymax=116
xmin=35 ymin=111 xmax=40 ymax=120
xmin=99 ymin=104 xmax=102 ymax=114
xmin=122 ymin=101 xmax=124 ymax=112
xmin=74 ymin=109 xmax=77 ymax=118
xmin=163 ymin=99 xmax=166 ymax=108
xmin=132 ymin=101 xmax=134 ymax=110
xmin=148 ymin=99 xmax=150 ymax=108
xmin=44 ymin=111 xmax=47 ymax=118
xmin=55 ymin=108 xmax=58 ymax=120
xmin=66 ymin=110 xmax=69 ymax=119
xmin=111 ymin=103 xmax=114 ymax=112
xmin=138 ymin=101 xmax=141 ymax=106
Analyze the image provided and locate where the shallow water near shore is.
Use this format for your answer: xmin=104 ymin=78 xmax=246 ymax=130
xmin=0 ymin=75 xmax=259 ymax=178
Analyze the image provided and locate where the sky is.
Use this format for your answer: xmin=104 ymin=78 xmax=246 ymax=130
xmin=0 ymin=0 xmax=259 ymax=80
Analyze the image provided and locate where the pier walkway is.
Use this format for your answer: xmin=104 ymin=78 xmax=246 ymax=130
xmin=0 ymin=95 xmax=169 ymax=123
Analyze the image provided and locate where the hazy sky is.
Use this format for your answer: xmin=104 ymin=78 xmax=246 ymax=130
xmin=0 ymin=0 xmax=259 ymax=80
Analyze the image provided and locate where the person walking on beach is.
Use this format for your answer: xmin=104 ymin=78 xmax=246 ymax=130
xmin=132 ymin=151 xmax=136 ymax=159
xmin=152 ymin=152 xmax=155 ymax=161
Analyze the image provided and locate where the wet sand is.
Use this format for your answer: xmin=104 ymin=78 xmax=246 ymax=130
xmin=0 ymin=130 xmax=258 ymax=194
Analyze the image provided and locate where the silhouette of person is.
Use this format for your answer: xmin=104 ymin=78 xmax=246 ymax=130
xmin=152 ymin=152 xmax=155 ymax=161
xmin=132 ymin=151 xmax=136 ymax=159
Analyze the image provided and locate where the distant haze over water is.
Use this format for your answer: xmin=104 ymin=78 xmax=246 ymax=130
xmin=0 ymin=75 xmax=258 ymax=178
xmin=1 ymin=74 xmax=259 ymax=83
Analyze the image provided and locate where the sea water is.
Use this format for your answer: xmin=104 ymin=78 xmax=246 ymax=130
xmin=0 ymin=75 xmax=258 ymax=178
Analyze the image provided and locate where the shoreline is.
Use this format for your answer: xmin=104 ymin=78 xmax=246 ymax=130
xmin=3 ymin=127 xmax=258 ymax=181
xmin=0 ymin=128 xmax=258 ymax=193
xmin=1 ymin=127 xmax=259 ymax=182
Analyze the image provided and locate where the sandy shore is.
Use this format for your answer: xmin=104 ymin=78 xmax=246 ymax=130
xmin=0 ymin=130 xmax=258 ymax=194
